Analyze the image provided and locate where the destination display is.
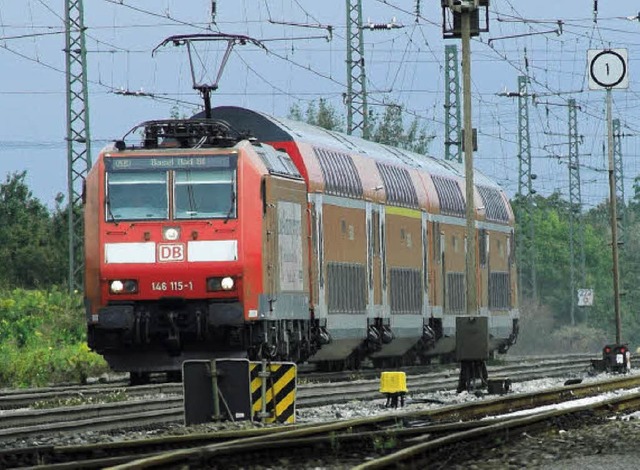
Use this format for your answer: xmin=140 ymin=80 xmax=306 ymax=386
xmin=105 ymin=154 xmax=237 ymax=171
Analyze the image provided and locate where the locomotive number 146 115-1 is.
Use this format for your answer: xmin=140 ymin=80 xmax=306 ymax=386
xmin=151 ymin=281 xmax=194 ymax=291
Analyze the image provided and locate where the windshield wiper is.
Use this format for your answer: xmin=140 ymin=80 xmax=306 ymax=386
xmin=186 ymin=172 xmax=197 ymax=214
xmin=223 ymin=190 xmax=236 ymax=224
xmin=106 ymin=193 xmax=118 ymax=224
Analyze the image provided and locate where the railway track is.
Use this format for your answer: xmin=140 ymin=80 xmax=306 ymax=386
xmin=356 ymin=387 xmax=640 ymax=468
xmin=0 ymin=355 xmax=598 ymax=411
xmin=0 ymin=357 xmax=602 ymax=442
xmin=8 ymin=374 xmax=640 ymax=469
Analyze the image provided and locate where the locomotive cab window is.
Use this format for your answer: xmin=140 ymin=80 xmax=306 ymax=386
xmin=174 ymin=169 xmax=236 ymax=219
xmin=106 ymin=171 xmax=168 ymax=220
xmin=104 ymin=154 xmax=237 ymax=222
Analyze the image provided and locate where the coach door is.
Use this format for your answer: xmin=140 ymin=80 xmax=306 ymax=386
xmin=478 ymin=229 xmax=489 ymax=312
xmin=421 ymin=211 xmax=429 ymax=314
xmin=368 ymin=204 xmax=387 ymax=317
xmin=308 ymin=193 xmax=326 ymax=319
xmin=262 ymin=178 xmax=278 ymax=298
xmin=366 ymin=203 xmax=385 ymax=316
xmin=261 ymin=176 xmax=309 ymax=318
xmin=439 ymin=226 xmax=446 ymax=312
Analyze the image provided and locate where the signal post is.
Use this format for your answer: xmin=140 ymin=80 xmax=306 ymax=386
xmin=441 ymin=1 xmax=491 ymax=392
xmin=587 ymin=48 xmax=631 ymax=373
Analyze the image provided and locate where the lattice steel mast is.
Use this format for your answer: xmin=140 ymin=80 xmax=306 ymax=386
xmin=444 ymin=44 xmax=462 ymax=163
xmin=65 ymin=0 xmax=92 ymax=293
xmin=346 ymin=0 xmax=369 ymax=138
xmin=613 ymin=118 xmax=625 ymax=241
xmin=516 ymin=76 xmax=537 ymax=301
xmin=567 ymin=98 xmax=585 ymax=325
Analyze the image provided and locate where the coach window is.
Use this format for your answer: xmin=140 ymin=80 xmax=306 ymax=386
xmin=174 ymin=169 xmax=236 ymax=219
xmin=372 ymin=211 xmax=380 ymax=255
xmin=106 ymin=171 xmax=168 ymax=220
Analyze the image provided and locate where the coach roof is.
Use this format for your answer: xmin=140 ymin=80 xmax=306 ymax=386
xmin=203 ymin=105 xmax=500 ymax=190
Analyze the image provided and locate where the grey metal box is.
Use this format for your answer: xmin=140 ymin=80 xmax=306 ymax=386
xmin=183 ymin=359 xmax=252 ymax=426
xmin=455 ymin=316 xmax=489 ymax=361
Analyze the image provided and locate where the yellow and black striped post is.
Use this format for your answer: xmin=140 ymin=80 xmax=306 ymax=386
xmin=250 ymin=361 xmax=297 ymax=423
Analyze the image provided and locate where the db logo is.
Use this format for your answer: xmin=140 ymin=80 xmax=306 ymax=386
xmin=158 ymin=243 xmax=185 ymax=262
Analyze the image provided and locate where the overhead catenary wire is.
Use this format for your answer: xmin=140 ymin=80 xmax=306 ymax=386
xmin=1 ymin=0 xmax=638 ymax=204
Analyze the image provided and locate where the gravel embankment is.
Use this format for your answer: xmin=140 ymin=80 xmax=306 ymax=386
xmin=452 ymin=412 xmax=640 ymax=470
xmin=3 ymin=371 xmax=640 ymax=469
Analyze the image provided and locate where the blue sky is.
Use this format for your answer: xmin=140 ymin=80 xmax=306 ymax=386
xmin=0 ymin=1 xmax=638 ymax=209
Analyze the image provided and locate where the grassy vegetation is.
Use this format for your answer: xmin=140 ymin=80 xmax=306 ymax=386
xmin=509 ymin=299 xmax=609 ymax=356
xmin=0 ymin=287 xmax=616 ymax=388
xmin=0 ymin=288 xmax=109 ymax=387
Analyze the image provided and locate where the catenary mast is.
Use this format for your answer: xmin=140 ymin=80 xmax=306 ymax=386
xmin=65 ymin=0 xmax=92 ymax=293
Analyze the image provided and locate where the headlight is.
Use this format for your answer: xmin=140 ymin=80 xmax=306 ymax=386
xmin=221 ymin=277 xmax=234 ymax=290
xmin=109 ymin=279 xmax=138 ymax=294
xmin=206 ymin=276 xmax=235 ymax=292
xmin=163 ymin=227 xmax=180 ymax=241
xmin=110 ymin=280 xmax=124 ymax=293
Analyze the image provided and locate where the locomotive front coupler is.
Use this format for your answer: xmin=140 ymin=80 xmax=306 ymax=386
xmin=165 ymin=311 xmax=182 ymax=355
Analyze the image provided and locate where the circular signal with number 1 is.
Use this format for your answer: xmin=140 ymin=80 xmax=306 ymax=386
xmin=589 ymin=50 xmax=627 ymax=89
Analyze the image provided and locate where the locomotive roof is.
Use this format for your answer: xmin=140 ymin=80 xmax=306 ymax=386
xmin=203 ymin=105 xmax=500 ymax=190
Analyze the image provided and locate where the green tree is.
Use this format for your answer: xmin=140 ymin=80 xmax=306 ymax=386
xmin=514 ymin=191 xmax=640 ymax=347
xmin=289 ymin=99 xmax=344 ymax=132
xmin=288 ymin=102 xmax=304 ymax=122
xmin=49 ymin=194 xmax=78 ymax=286
xmin=288 ymin=100 xmax=431 ymax=154
xmin=315 ymin=99 xmax=345 ymax=131
xmin=370 ymin=104 xmax=432 ymax=154
xmin=613 ymin=182 xmax=640 ymax=343
xmin=0 ymin=172 xmax=66 ymax=288
xmin=517 ymin=193 xmax=572 ymax=322
xmin=627 ymin=176 xmax=640 ymax=215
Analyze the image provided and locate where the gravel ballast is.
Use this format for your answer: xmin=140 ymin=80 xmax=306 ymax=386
xmin=2 ymin=370 xmax=640 ymax=469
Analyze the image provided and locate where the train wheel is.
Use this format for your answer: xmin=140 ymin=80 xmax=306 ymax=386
xmin=402 ymin=351 xmax=417 ymax=367
xmin=316 ymin=360 xmax=346 ymax=372
xmin=166 ymin=371 xmax=182 ymax=382
xmin=439 ymin=353 xmax=456 ymax=365
xmin=346 ymin=353 xmax=362 ymax=370
xmin=129 ymin=371 xmax=150 ymax=386
xmin=417 ymin=353 xmax=432 ymax=365
xmin=372 ymin=357 xmax=385 ymax=369
xmin=372 ymin=357 xmax=402 ymax=369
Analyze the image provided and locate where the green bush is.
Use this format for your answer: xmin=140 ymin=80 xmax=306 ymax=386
xmin=549 ymin=324 xmax=608 ymax=353
xmin=0 ymin=288 xmax=108 ymax=387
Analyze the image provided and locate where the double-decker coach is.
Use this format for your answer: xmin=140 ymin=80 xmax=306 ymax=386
xmin=84 ymin=107 xmax=518 ymax=381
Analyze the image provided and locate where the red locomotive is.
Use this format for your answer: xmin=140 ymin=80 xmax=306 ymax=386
xmin=84 ymin=106 xmax=519 ymax=382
